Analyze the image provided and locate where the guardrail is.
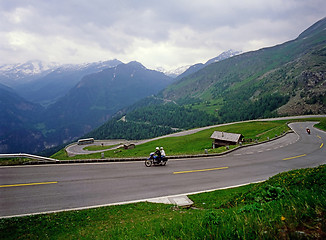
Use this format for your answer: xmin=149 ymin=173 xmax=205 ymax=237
xmin=0 ymin=153 xmax=59 ymax=162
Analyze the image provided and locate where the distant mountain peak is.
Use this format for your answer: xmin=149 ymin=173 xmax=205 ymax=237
xmin=126 ymin=61 xmax=147 ymax=69
xmin=156 ymin=49 xmax=242 ymax=79
xmin=171 ymin=49 xmax=242 ymax=80
xmin=205 ymin=49 xmax=242 ymax=65
xmin=157 ymin=65 xmax=192 ymax=78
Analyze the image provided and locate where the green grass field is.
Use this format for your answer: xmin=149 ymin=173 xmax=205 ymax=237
xmin=52 ymin=120 xmax=291 ymax=160
xmin=83 ymin=143 xmax=120 ymax=151
xmin=310 ymin=117 xmax=326 ymax=131
xmin=1 ymin=165 xmax=325 ymax=239
xmin=1 ymin=117 xmax=325 ymax=165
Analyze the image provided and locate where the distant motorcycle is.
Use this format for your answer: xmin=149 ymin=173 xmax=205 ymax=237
xmin=306 ymin=128 xmax=311 ymax=134
xmin=145 ymin=152 xmax=168 ymax=167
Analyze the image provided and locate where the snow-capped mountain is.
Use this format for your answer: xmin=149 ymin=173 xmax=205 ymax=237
xmin=50 ymin=59 xmax=122 ymax=74
xmin=13 ymin=59 xmax=123 ymax=106
xmin=156 ymin=49 xmax=242 ymax=79
xmin=0 ymin=59 xmax=123 ymax=88
xmin=0 ymin=60 xmax=60 ymax=87
xmin=205 ymin=49 xmax=242 ymax=65
xmin=157 ymin=65 xmax=191 ymax=78
xmin=175 ymin=49 xmax=242 ymax=80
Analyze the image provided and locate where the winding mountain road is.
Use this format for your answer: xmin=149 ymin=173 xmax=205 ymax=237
xmin=66 ymin=115 xmax=325 ymax=156
xmin=0 ymin=122 xmax=325 ymax=218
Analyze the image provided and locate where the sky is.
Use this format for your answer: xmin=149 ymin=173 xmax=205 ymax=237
xmin=0 ymin=0 xmax=325 ymax=71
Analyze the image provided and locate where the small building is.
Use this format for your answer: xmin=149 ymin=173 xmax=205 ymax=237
xmin=210 ymin=131 xmax=243 ymax=148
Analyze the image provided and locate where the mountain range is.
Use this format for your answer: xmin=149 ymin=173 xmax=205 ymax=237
xmin=0 ymin=61 xmax=173 ymax=153
xmin=42 ymin=61 xmax=174 ymax=145
xmin=2 ymin=60 xmax=123 ymax=106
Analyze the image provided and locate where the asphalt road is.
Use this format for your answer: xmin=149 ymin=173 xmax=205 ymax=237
xmin=1 ymin=122 xmax=325 ymax=218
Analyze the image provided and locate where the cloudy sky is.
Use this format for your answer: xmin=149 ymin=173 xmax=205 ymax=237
xmin=0 ymin=0 xmax=325 ymax=70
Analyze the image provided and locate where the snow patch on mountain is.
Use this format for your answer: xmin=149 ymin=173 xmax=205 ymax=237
xmin=0 ymin=60 xmax=59 ymax=79
xmin=0 ymin=59 xmax=123 ymax=87
xmin=156 ymin=65 xmax=191 ymax=78
xmin=156 ymin=50 xmax=242 ymax=78
xmin=0 ymin=60 xmax=60 ymax=87
xmin=205 ymin=49 xmax=242 ymax=65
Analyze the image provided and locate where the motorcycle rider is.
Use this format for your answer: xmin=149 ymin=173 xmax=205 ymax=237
xmin=155 ymin=147 xmax=161 ymax=162
xmin=160 ymin=147 xmax=166 ymax=158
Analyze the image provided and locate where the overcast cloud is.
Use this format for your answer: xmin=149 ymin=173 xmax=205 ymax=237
xmin=0 ymin=0 xmax=325 ymax=70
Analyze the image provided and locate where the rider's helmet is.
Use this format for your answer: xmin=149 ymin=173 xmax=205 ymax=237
xmin=156 ymin=147 xmax=159 ymax=150
xmin=160 ymin=147 xmax=164 ymax=150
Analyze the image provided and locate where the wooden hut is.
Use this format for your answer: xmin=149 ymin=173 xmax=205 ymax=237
xmin=210 ymin=131 xmax=243 ymax=148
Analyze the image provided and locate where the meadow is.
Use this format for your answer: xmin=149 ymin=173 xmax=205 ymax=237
xmin=1 ymin=117 xmax=325 ymax=165
xmin=52 ymin=120 xmax=291 ymax=160
xmin=53 ymin=117 xmax=326 ymax=160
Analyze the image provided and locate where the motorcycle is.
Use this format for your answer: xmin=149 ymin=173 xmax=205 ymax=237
xmin=306 ymin=128 xmax=311 ymax=134
xmin=145 ymin=152 xmax=168 ymax=167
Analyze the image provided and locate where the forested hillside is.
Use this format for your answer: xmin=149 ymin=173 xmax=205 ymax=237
xmin=41 ymin=61 xmax=173 ymax=145
xmin=0 ymin=84 xmax=46 ymax=153
xmin=86 ymin=103 xmax=217 ymax=140
xmin=160 ymin=17 xmax=326 ymax=120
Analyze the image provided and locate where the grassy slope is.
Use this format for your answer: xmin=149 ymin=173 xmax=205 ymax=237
xmin=1 ymin=165 xmax=325 ymax=239
xmin=315 ymin=117 xmax=326 ymax=131
xmin=52 ymin=117 xmax=326 ymax=160
xmin=52 ymin=120 xmax=290 ymax=160
xmin=1 ymin=118 xmax=324 ymax=164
